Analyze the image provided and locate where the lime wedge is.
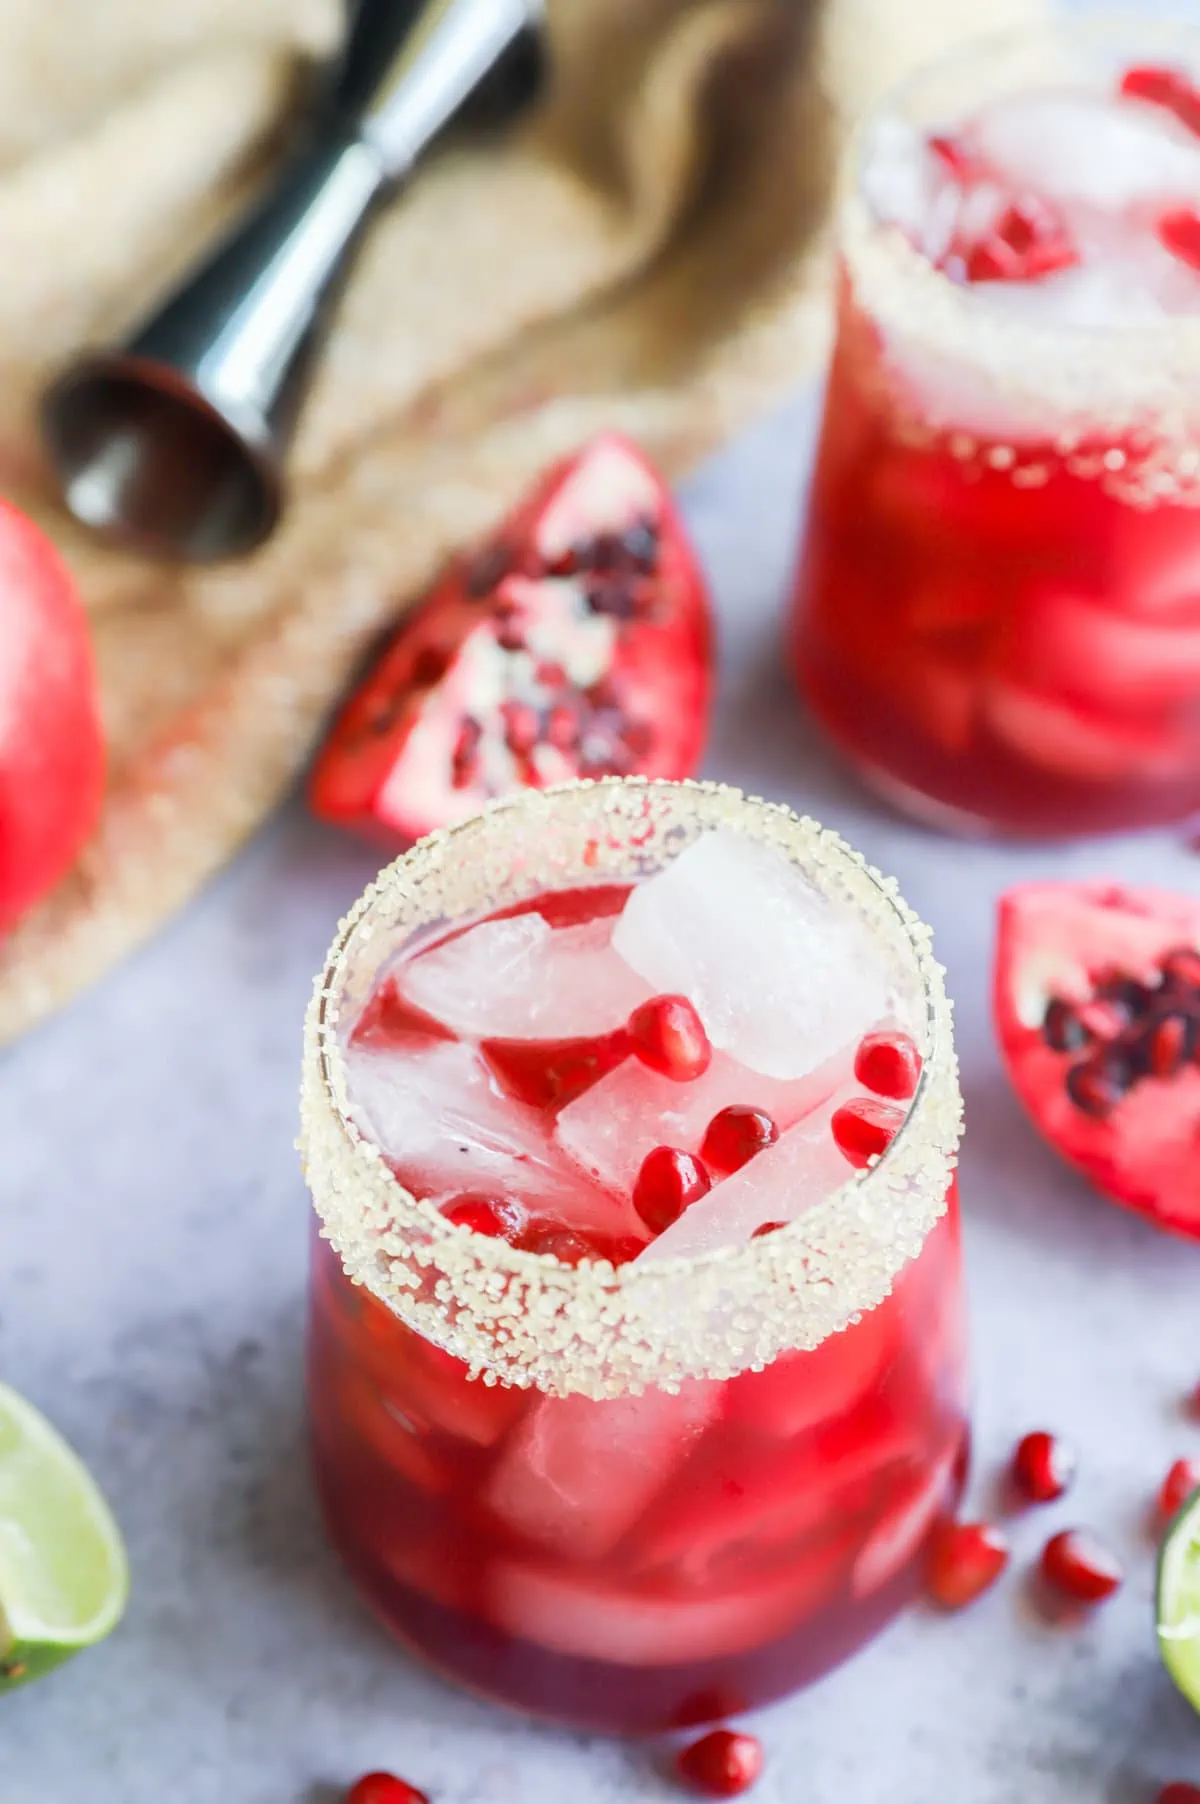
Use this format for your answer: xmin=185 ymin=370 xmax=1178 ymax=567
xmin=1159 ymin=1481 xmax=1200 ymax=1714
xmin=0 ymin=1383 xmax=128 ymax=1690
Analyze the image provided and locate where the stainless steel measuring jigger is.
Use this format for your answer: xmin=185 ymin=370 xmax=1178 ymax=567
xmin=42 ymin=0 xmax=544 ymax=562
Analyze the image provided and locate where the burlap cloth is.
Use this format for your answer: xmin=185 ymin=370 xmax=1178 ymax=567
xmin=0 ymin=0 xmax=1040 ymax=1042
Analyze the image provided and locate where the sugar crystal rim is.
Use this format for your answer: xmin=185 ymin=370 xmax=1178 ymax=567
xmin=299 ymin=778 xmax=963 ymax=1397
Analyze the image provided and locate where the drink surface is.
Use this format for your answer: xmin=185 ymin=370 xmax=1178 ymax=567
xmin=792 ymin=41 xmax=1200 ymax=836
xmin=308 ymin=826 xmax=967 ymax=1730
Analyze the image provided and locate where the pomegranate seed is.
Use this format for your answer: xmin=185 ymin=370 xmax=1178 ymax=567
xmin=441 ymin=1195 xmax=523 ymax=1239
xmin=501 ymin=699 xmax=539 ymax=755
xmin=346 ymin=1774 xmax=429 ymax=1804
xmin=1145 ymin=1012 xmax=1195 ymax=1079
xmin=1121 ymin=63 xmax=1200 ymax=136
xmin=1012 ymin=1430 xmax=1076 ymax=1504
xmin=926 ymin=1520 xmax=1010 ymax=1610
xmin=1158 ymin=1785 xmax=1200 ymax=1804
xmin=1065 ymin=1048 xmax=1135 ymax=1118
xmin=482 ymin=1030 xmax=629 ymax=1110
xmin=1041 ymin=998 xmax=1091 ymax=1053
xmin=1040 ymin=1529 xmax=1123 ymax=1603
xmin=831 ymin=1096 xmax=907 ymax=1168
xmin=494 ymin=611 xmax=526 ymax=652
xmin=752 ymin=1219 xmax=786 ymax=1238
xmin=1159 ymin=207 xmax=1200 ymax=272
xmin=450 ymin=716 xmax=483 ymax=788
xmin=628 ymin=995 xmax=713 ymax=1082
xmin=676 ymin=1729 xmax=764 ymax=1798
xmin=1161 ymin=945 xmax=1200 ymax=992
xmin=633 ymin=1146 xmax=711 ymax=1234
xmin=1159 ymin=1457 xmax=1200 ymax=1523
xmin=1076 ymin=998 xmax=1127 ymax=1040
xmin=854 ymin=1029 xmax=923 ymax=1099
xmin=700 ymin=1105 xmax=779 ymax=1176
xmin=543 ymin=702 xmax=580 ymax=751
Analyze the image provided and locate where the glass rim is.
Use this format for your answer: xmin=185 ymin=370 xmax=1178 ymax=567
xmin=299 ymin=777 xmax=963 ymax=1396
xmin=841 ymin=9 xmax=1200 ymax=432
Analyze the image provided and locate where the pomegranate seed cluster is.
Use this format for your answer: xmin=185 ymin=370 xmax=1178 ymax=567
xmin=1040 ymin=947 xmax=1200 ymax=1120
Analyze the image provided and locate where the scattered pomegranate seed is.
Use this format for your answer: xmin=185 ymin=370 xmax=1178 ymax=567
xmin=1158 ymin=1457 xmax=1200 ymax=1523
xmin=700 ymin=1105 xmax=779 ymax=1176
xmin=854 ymin=1029 xmax=923 ymax=1100
xmin=926 ymin=1520 xmax=1010 ymax=1610
xmin=1146 ymin=1013 xmax=1194 ymax=1079
xmin=751 ymin=1219 xmax=786 ymax=1238
xmin=1158 ymin=1784 xmax=1200 ymax=1804
xmin=633 ymin=1146 xmax=711 ymax=1234
xmin=441 ymin=1195 xmax=523 ymax=1239
xmin=1012 ymin=1430 xmax=1076 ymax=1504
xmin=346 ymin=1774 xmax=429 ymax=1804
xmin=676 ymin=1728 xmax=764 ymax=1798
xmin=831 ymin=1096 xmax=907 ymax=1168
xmin=1040 ymin=1529 xmax=1123 ymax=1604
xmin=628 ymin=995 xmax=712 ymax=1082
xmin=1159 ymin=208 xmax=1200 ymax=272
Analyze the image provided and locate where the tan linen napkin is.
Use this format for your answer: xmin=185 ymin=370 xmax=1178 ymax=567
xmin=0 ymin=0 xmax=1042 ymax=1042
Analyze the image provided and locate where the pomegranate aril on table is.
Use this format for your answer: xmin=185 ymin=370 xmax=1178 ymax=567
xmin=1159 ymin=1457 xmax=1200 ymax=1524
xmin=1159 ymin=1786 xmax=1200 ymax=1804
xmin=309 ymin=435 xmax=712 ymax=844
xmin=676 ymin=1729 xmax=764 ymax=1799
xmin=1040 ymin=1529 xmax=1124 ymax=1604
xmin=1012 ymin=1430 xmax=1076 ymax=1504
xmin=346 ymin=1775 xmax=429 ymax=1804
xmin=926 ymin=1520 xmax=1010 ymax=1611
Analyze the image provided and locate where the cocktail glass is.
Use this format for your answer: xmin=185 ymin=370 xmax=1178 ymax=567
xmin=791 ymin=17 xmax=1200 ymax=836
xmin=300 ymin=777 xmax=967 ymax=1733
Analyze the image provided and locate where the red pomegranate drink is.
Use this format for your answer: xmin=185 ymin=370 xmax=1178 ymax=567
xmin=791 ymin=20 xmax=1200 ymax=836
xmin=300 ymin=779 xmax=967 ymax=1733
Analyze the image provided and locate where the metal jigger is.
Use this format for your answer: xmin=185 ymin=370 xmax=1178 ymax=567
xmin=42 ymin=0 xmax=543 ymax=562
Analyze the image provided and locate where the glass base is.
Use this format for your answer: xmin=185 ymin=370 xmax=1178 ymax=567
xmin=314 ymin=1434 xmax=969 ymax=1737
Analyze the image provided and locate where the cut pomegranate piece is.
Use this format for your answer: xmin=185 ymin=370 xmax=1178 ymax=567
xmin=1040 ymin=1528 xmax=1123 ymax=1604
xmin=628 ymin=995 xmax=713 ymax=1082
xmin=700 ymin=1105 xmax=779 ymax=1177
xmin=1159 ymin=1458 xmax=1200 ymax=1524
xmin=1012 ymin=1430 xmax=1076 ymax=1504
xmin=481 ymin=1029 xmax=631 ymax=1111
xmin=346 ymin=1774 xmax=429 ymax=1804
xmin=854 ymin=1030 xmax=922 ymax=1100
xmin=926 ymin=1520 xmax=1009 ymax=1610
xmin=1120 ymin=63 xmax=1200 ymax=137
xmin=633 ymin=1147 xmax=712 ymax=1234
xmin=994 ymin=882 xmax=1200 ymax=1237
xmin=676 ymin=1730 xmax=764 ymax=1798
xmin=309 ymin=435 xmax=712 ymax=844
xmin=831 ymin=1096 xmax=907 ymax=1169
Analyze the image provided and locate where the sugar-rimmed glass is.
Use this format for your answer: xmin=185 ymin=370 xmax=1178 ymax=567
xmin=300 ymin=777 xmax=967 ymax=1733
xmin=790 ymin=16 xmax=1200 ymax=837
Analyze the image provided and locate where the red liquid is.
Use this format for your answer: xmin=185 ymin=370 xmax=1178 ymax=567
xmin=791 ymin=282 xmax=1200 ymax=836
xmin=308 ymin=885 xmax=968 ymax=1732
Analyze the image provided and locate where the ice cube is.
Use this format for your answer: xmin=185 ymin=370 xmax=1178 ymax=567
xmin=969 ymin=90 xmax=1200 ymax=211
xmin=401 ymin=911 xmax=651 ymax=1040
xmin=344 ymin=1038 xmax=626 ymax=1227
xmin=485 ymin=1546 xmax=846 ymax=1666
xmin=611 ymin=831 xmax=894 ymax=1081
xmin=556 ymin=1043 xmax=852 ymax=1196
xmin=975 ymin=260 xmax=1170 ymax=328
xmin=861 ymin=113 xmax=960 ymax=260
xmin=635 ymin=1082 xmax=862 ymax=1262
xmin=485 ymin=1381 xmax=722 ymax=1560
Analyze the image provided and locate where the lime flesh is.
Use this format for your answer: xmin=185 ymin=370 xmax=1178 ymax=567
xmin=0 ymin=1382 xmax=128 ymax=1689
xmin=1159 ymin=1482 xmax=1200 ymax=1714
